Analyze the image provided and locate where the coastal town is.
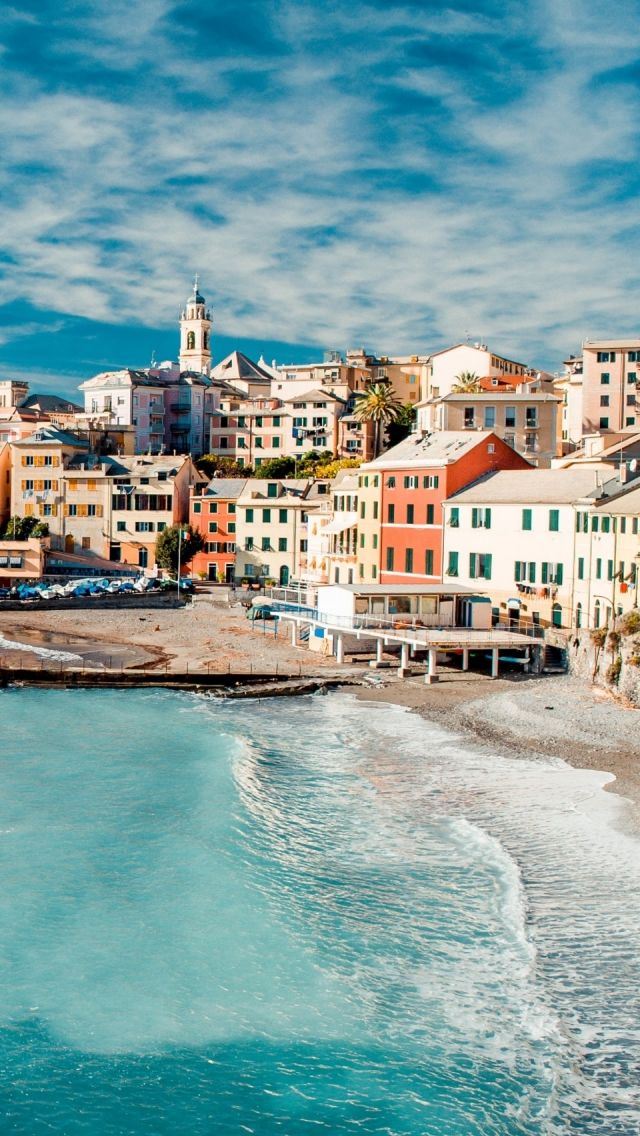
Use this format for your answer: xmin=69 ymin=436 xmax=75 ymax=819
xmin=1 ymin=278 xmax=640 ymax=698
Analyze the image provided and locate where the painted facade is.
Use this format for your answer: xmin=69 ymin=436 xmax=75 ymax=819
xmin=581 ymin=340 xmax=640 ymax=437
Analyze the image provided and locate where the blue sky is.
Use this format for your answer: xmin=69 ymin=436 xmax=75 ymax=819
xmin=0 ymin=0 xmax=639 ymax=398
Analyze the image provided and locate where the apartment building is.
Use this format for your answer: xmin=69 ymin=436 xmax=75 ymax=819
xmin=356 ymin=431 xmax=530 ymax=585
xmin=107 ymin=455 xmax=202 ymax=569
xmin=442 ymin=467 xmax=615 ymax=628
xmin=234 ymin=479 xmax=330 ymax=586
xmin=190 ymin=479 xmax=248 ymax=582
xmin=572 ymin=475 xmax=640 ymax=629
xmin=322 ymin=469 xmax=359 ymax=587
xmin=581 ymin=340 xmax=640 ymax=436
xmin=418 ymin=391 xmax=561 ymax=467
xmin=424 ymin=343 xmax=530 ymax=401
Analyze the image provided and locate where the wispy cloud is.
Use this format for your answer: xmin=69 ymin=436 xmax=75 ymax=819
xmin=0 ymin=0 xmax=639 ymax=380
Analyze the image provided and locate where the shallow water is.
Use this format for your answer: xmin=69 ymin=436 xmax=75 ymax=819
xmin=0 ymin=688 xmax=638 ymax=1134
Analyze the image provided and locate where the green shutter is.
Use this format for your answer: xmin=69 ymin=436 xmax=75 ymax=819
xmin=555 ymin=563 xmax=563 ymax=585
xmin=484 ymin=553 xmax=492 ymax=579
xmin=485 ymin=508 xmax=491 ymax=529
xmin=541 ymin=562 xmax=548 ymax=584
xmin=522 ymin=508 xmax=532 ymax=530
xmin=472 ymin=508 xmax=479 ymax=528
xmin=469 ymin=553 xmax=476 ymax=578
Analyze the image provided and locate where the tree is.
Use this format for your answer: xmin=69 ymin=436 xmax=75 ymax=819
xmin=451 ymin=371 xmax=481 ymax=393
xmin=196 ymin=455 xmax=251 ymax=479
xmin=386 ymin=402 xmax=416 ymax=447
xmin=0 ymin=515 xmax=49 ymax=540
xmin=353 ymin=382 xmax=403 ymax=456
xmin=254 ymin=456 xmax=296 ymax=479
xmin=155 ymin=524 xmax=204 ymax=575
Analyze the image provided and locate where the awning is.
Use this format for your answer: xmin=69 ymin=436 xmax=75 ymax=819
xmin=322 ymin=512 xmax=358 ymax=535
xmin=507 ymin=597 xmax=522 ymax=607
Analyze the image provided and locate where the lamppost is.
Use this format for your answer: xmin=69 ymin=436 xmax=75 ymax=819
xmin=176 ymin=525 xmax=184 ymax=597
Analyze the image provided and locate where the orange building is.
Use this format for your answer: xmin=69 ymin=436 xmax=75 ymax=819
xmin=357 ymin=431 xmax=531 ymax=585
xmin=190 ymin=479 xmax=248 ymax=582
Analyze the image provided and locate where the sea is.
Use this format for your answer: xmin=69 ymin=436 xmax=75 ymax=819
xmin=0 ymin=686 xmax=638 ymax=1135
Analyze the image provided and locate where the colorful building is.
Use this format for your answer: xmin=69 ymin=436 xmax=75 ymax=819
xmin=190 ymin=479 xmax=248 ymax=582
xmin=580 ymin=339 xmax=640 ymax=437
xmin=356 ymin=431 xmax=531 ymax=585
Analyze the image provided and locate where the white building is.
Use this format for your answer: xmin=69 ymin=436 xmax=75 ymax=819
xmin=442 ymin=467 xmax=614 ymax=628
xmin=425 ymin=343 xmax=530 ymax=401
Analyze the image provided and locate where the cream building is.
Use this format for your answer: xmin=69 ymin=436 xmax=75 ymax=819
xmin=581 ymin=339 xmax=640 ymax=437
xmin=234 ymin=479 xmax=330 ymax=586
xmin=323 ymin=469 xmax=359 ymax=587
xmin=572 ymin=477 xmax=640 ymax=629
xmin=424 ymin=343 xmax=529 ymax=401
xmin=442 ymin=467 xmax=614 ymax=629
xmin=417 ymin=391 xmax=561 ymax=467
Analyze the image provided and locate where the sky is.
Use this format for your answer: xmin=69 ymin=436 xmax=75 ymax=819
xmin=0 ymin=0 xmax=639 ymax=399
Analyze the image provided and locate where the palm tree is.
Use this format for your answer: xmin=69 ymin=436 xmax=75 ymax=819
xmin=451 ymin=371 xmax=481 ymax=393
xmin=353 ymin=382 xmax=404 ymax=456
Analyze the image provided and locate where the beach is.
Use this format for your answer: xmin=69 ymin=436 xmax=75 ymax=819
xmin=1 ymin=597 xmax=639 ymax=817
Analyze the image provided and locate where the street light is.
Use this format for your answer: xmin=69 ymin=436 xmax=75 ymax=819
xmin=176 ymin=525 xmax=184 ymax=597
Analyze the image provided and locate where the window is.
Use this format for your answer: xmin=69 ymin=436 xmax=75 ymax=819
xmin=279 ymin=509 xmax=288 ymax=523
xmin=372 ymin=534 xmax=378 ymax=549
xmin=360 ymin=501 xmax=366 ymax=519
xmin=403 ymin=475 xmax=419 ymax=489
xmin=596 ymin=558 xmax=602 ymax=579
xmin=405 ymin=548 xmax=413 ymax=573
xmin=522 ymin=508 xmax=532 ymax=531
xmin=484 ymin=406 xmax=496 ymax=428
xmin=208 ymin=522 xmax=218 ymax=533
xmin=628 ymin=371 xmax=637 ymax=382
xmin=359 ymin=532 xmax=365 ymax=548
xmin=577 ymin=557 xmax=585 ymax=580
xmin=540 ymin=562 xmax=563 ymax=585
xmin=387 ymin=504 xmax=395 ymax=523
xmin=607 ymin=560 xmax=614 ymax=580
xmin=82 ymin=537 xmax=91 ymax=550
xmin=469 ymin=552 xmax=492 ymax=579
xmin=525 ymin=407 xmax=538 ymax=427
xmin=245 ymin=508 xmax=254 ymax=523
xmin=424 ymin=503 xmax=433 ymax=524
xmin=600 ymin=373 xmax=610 ymax=385
xmin=600 ymin=395 xmax=610 ymax=407
xmin=449 ymin=507 xmax=459 ymax=528
xmin=193 ymin=502 xmax=201 ymax=514
xmin=628 ymin=351 xmax=639 ymax=362
xmin=254 ymin=438 xmax=263 ymax=449
xmin=406 ymin=504 xmax=414 ymax=524
xmin=278 ymin=537 xmax=288 ymax=551
xmin=601 ymin=516 xmax=610 ymax=533
xmin=425 ymin=549 xmax=434 ymax=575
xmin=255 ymin=416 xmax=263 ymax=428
xmin=597 ymin=352 xmax=615 ymax=363
xmin=514 ymin=560 xmax=528 ymax=582
xmin=549 ymin=509 xmax=559 ymax=532
xmin=464 ymin=407 xmax=475 ymax=428
xmin=472 ymin=507 xmax=491 ymax=528
xmin=386 ymin=547 xmax=395 ymax=571
xmin=422 ymin=475 xmax=439 ymax=489
xmin=262 ymin=509 xmax=271 ymax=523
xmin=267 ymin=484 xmax=278 ymax=498
xmin=116 ymin=520 xmax=126 ymax=532
xmin=447 ymin=551 xmax=459 ymax=576
xmin=626 ymin=417 xmax=636 ymax=426
xmin=373 ymin=501 xmax=379 ymax=520
xmin=261 ymin=537 xmax=270 ymax=551
xmin=228 ymin=522 xmax=236 ymax=534
xmin=599 ymin=417 xmax=609 ymax=429
xmin=245 ymin=537 xmax=254 ymax=551
xmin=505 ymin=407 xmax=516 ymax=428
xmin=387 ymin=476 xmax=396 ymax=488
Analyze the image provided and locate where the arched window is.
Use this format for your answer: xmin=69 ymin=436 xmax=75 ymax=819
xmin=594 ymin=599 xmax=601 ymax=628
xmin=575 ymin=602 xmax=582 ymax=628
xmin=203 ymin=331 xmax=209 ymax=350
xmin=187 ymin=331 xmax=195 ymax=350
xmin=552 ymin=602 xmax=562 ymax=628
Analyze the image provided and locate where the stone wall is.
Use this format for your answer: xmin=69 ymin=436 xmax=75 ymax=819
xmin=568 ymin=614 xmax=640 ymax=706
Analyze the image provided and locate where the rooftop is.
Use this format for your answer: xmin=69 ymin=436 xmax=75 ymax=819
xmin=448 ymin=466 xmax=616 ymax=505
xmin=364 ymin=430 xmax=500 ymax=468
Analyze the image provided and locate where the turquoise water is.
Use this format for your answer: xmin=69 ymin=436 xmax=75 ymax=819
xmin=0 ymin=688 xmax=638 ymax=1134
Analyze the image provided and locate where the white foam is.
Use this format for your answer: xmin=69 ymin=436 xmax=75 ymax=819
xmin=0 ymin=633 xmax=82 ymax=663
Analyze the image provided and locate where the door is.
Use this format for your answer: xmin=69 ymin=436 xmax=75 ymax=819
xmin=279 ymin=565 xmax=289 ymax=586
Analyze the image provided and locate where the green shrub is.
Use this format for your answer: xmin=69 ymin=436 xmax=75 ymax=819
xmin=606 ymin=656 xmax=622 ymax=685
xmin=619 ymin=610 xmax=640 ymax=636
xmin=607 ymin=630 xmax=621 ymax=651
xmin=628 ymin=655 xmax=640 ymax=668
xmin=590 ymin=628 xmax=607 ymax=648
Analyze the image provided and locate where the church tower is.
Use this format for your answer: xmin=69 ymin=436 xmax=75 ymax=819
xmin=179 ymin=276 xmax=212 ymax=373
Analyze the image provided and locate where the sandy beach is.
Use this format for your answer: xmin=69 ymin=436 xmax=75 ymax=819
xmin=1 ymin=595 xmax=639 ymax=818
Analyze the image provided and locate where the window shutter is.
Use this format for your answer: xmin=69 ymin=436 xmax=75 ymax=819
xmin=469 ymin=553 xmax=476 ymax=578
xmin=514 ymin=561 xmax=521 ymax=582
xmin=485 ymin=554 xmax=492 ymax=578
xmin=555 ymin=563 xmax=563 ymax=585
xmin=472 ymin=508 xmax=478 ymax=528
xmin=541 ymin=562 xmax=548 ymax=584
xmin=485 ymin=508 xmax=491 ymax=529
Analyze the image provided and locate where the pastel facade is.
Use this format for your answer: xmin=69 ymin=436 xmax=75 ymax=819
xmin=0 ymin=537 xmax=48 ymax=585
xmin=355 ymin=431 xmax=531 ymax=585
xmin=234 ymin=479 xmax=328 ymax=586
xmin=418 ymin=392 xmax=561 ymax=467
xmin=572 ymin=479 xmax=640 ymax=629
xmin=424 ymin=344 xmax=529 ymax=401
xmin=323 ymin=470 xmax=359 ymax=587
xmin=190 ymin=479 xmax=248 ymax=582
xmin=442 ymin=467 xmax=615 ymax=628
xmin=581 ymin=340 xmax=640 ymax=436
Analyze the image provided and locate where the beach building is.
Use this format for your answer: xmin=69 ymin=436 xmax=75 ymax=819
xmin=355 ymin=431 xmax=531 ymax=585
xmin=416 ymin=390 xmax=561 ymax=467
xmin=442 ymin=466 xmax=617 ymax=629
xmin=105 ymin=454 xmax=203 ymax=569
xmin=234 ymin=478 xmax=330 ymax=586
xmin=10 ymin=427 xmax=90 ymax=548
xmin=321 ymin=469 xmax=359 ymax=587
xmin=580 ymin=339 xmax=640 ymax=437
xmin=572 ymin=476 xmax=640 ymax=629
xmin=190 ymin=478 xmax=248 ymax=583
xmin=0 ymin=536 xmax=48 ymax=586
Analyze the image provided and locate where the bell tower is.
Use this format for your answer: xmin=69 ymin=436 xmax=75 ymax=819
xmin=179 ymin=275 xmax=212 ymax=373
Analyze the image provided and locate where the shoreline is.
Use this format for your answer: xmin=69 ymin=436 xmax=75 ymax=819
xmin=1 ymin=604 xmax=639 ymax=821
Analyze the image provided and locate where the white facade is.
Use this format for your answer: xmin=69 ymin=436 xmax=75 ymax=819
xmin=179 ymin=278 xmax=212 ymax=374
xmin=426 ymin=343 xmax=529 ymax=401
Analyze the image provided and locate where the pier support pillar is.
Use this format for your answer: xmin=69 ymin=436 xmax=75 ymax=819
xmin=425 ymin=647 xmax=439 ymax=684
xmin=491 ymin=648 xmax=499 ymax=678
xmin=291 ymin=621 xmax=297 ymax=646
xmin=397 ymin=642 xmax=410 ymax=677
xmin=336 ymin=634 xmax=345 ymax=665
xmin=462 ymin=648 xmax=469 ymax=672
xmin=369 ymin=638 xmax=386 ymax=668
